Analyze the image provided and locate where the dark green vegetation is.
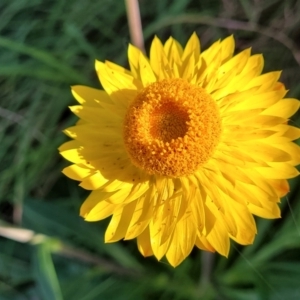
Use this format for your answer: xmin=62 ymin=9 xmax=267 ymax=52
xmin=1 ymin=0 xmax=300 ymax=299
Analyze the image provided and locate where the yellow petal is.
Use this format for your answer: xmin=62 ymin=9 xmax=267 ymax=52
xmin=228 ymin=89 xmax=286 ymax=112
xmin=268 ymin=179 xmax=289 ymax=197
xmin=206 ymin=220 xmax=230 ymax=257
xmin=121 ymin=182 xmax=150 ymax=204
xmin=95 ymin=61 xmax=139 ymax=108
xmin=136 ymin=186 xmax=157 ymax=223
xmin=239 ymin=54 xmax=264 ymax=79
xmin=166 ymin=212 xmax=196 ymax=267
xmin=223 ymin=128 xmax=276 ymax=142
xmin=78 ymin=146 xmax=125 ymax=164
xmin=105 ymin=60 xmax=132 ymax=75
xmin=160 ymin=195 xmax=183 ymax=244
xmin=220 ymin=35 xmax=234 ymax=63
xmin=218 ymin=48 xmax=251 ymax=78
xmin=105 ymin=186 xmax=134 ymax=204
xmin=194 ymin=171 xmax=224 ymax=214
xmin=138 ymin=52 xmax=157 ymax=86
xmin=60 ymin=148 xmax=86 ymax=164
xmin=80 ymin=190 xmax=115 ymax=219
xmin=71 ymin=85 xmax=112 ymax=105
xmin=273 ymin=125 xmax=300 ymax=141
xmin=182 ymin=32 xmax=200 ymax=62
xmin=96 ymin=101 xmax=126 ymax=118
xmin=201 ymin=40 xmax=221 ymax=66
xmin=262 ymin=99 xmax=300 ymax=118
xmin=149 ymin=223 xmax=171 ymax=260
xmin=62 ymin=164 xmax=92 ymax=181
xmin=98 ymin=163 xmax=147 ymax=185
xmin=137 ymin=227 xmax=153 ymax=257
xmin=211 ymin=66 xmax=238 ymax=92
xmin=105 ymin=201 xmax=137 ymax=242
xmin=150 ymin=36 xmax=172 ymax=80
xmin=238 ymin=142 xmax=292 ymax=163
xmin=236 ymin=169 xmax=278 ymax=198
xmin=125 ymin=195 xmax=152 ymax=240
xmin=229 ymin=178 xmax=279 ymax=207
xmin=181 ymin=53 xmax=196 ymax=82
xmin=202 ymin=201 xmax=217 ymax=236
xmin=69 ymin=105 xmax=121 ymax=124
xmin=256 ymin=163 xmax=299 ymax=179
xmin=149 ymin=197 xmax=173 ymax=260
xmin=164 ymin=37 xmax=183 ymax=66
xmin=195 ymin=234 xmax=215 ymax=252
xmin=79 ymin=172 xmax=109 ymax=190
xmin=225 ymin=198 xmax=257 ymax=245
xmin=128 ymin=44 xmax=142 ymax=79
xmin=63 ymin=124 xmax=121 ymax=146
xmin=58 ymin=140 xmax=81 ymax=152
xmin=189 ymin=187 xmax=205 ymax=234
xmin=271 ymin=142 xmax=300 ymax=165
xmin=243 ymin=71 xmax=281 ymax=92
xmin=248 ymin=201 xmax=281 ymax=219
xmin=197 ymin=51 xmax=222 ymax=92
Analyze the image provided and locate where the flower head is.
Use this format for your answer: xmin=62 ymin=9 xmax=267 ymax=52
xmin=60 ymin=33 xmax=300 ymax=267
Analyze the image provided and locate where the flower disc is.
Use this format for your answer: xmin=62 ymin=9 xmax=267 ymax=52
xmin=123 ymin=78 xmax=222 ymax=177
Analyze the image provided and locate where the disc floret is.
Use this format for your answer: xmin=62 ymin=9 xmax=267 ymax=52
xmin=123 ymin=78 xmax=222 ymax=177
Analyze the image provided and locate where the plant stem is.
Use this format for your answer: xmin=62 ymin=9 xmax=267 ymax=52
xmin=125 ymin=0 xmax=145 ymax=53
xmin=198 ymin=252 xmax=215 ymax=296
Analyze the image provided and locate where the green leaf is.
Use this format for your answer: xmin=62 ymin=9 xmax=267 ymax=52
xmin=32 ymin=239 xmax=63 ymax=300
xmin=23 ymin=198 xmax=143 ymax=271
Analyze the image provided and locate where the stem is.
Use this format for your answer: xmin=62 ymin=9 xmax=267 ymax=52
xmin=198 ymin=252 xmax=215 ymax=296
xmin=125 ymin=0 xmax=145 ymax=53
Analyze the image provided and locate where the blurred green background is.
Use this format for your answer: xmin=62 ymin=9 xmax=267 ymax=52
xmin=1 ymin=0 xmax=300 ymax=299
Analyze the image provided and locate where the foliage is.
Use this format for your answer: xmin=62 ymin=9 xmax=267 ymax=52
xmin=0 ymin=0 xmax=300 ymax=299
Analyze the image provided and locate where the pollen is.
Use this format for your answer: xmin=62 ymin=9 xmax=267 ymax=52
xmin=123 ymin=78 xmax=222 ymax=177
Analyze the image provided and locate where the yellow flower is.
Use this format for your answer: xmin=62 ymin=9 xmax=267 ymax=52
xmin=59 ymin=33 xmax=300 ymax=267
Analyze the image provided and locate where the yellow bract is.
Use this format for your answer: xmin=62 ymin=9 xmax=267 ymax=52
xmin=60 ymin=33 xmax=300 ymax=267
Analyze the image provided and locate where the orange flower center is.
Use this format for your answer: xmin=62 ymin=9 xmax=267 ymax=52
xmin=123 ymin=78 xmax=221 ymax=177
